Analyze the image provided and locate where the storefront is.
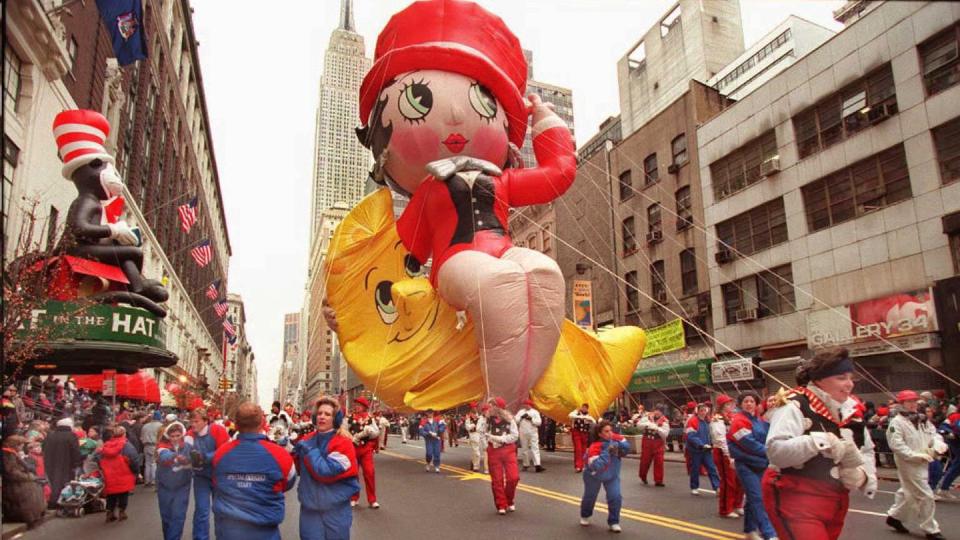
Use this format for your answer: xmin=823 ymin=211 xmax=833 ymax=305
xmin=628 ymin=346 xmax=715 ymax=414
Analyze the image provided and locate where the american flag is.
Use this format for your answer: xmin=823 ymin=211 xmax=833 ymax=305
xmin=223 ymin=316 xmax=236 ymax=337
xmin=177 ymin=196 xmax=199 ymax=233
xmin=205 ymin=279 xmax=221 ymax=300
xmin=213 ymin=300 xmax=228 ymax=318
xmin=190 ymin=240 xmax=212 ymax=267
xmin=228 ymin=334 xmax=238 ymax=346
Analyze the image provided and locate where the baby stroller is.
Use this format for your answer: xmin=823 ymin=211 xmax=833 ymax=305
xmin=57 ymin=471 xmax=106 ymax=517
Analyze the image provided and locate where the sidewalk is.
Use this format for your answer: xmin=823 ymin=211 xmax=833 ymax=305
xmin=552 ymin=445 xmax=901 ymax=482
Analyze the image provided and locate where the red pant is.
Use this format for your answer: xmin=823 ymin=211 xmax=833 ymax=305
xmin=351 ymin=443 xmax=377 ymax=504
xmin=762 ymin=469 xmax=848 ymax=540
xmin=714 ymin=449 xmax=743 ymax=515
xmin=572 ymin=431 xmax=589 ymax=471
xmin=487 ymin=444 xmax=519 ymax=510
xmin=639 ymin=437 xmax=664 ymax=484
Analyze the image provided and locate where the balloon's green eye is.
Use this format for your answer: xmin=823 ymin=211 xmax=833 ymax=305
xmin=399 ymin=82 xmax=433 ymax=123
xmin=404 ymin=254 xmax=425 ymax=277
xmin=375 ymin=280 xmax=398 ymax=324
xmin=469 ymin=83 xmax=497 ymax=120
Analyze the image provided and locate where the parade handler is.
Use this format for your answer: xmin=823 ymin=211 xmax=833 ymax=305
xmin=211 ymin=402 xmax=296 ymax=540
xmin=579 ymin=420 xmax=630 ymax=533
xmin=569 ymin=404 xmax=595 ymax=473
xmin=711 ymin=395 xmax=744 ymax=517
xmin=465 ymin=402 xmax=489 ymax=473
xmin=485 ymin=397 xmax=520 ymax=515
xmin=346 ymin=397 xmax=380 ymax=508
xmin=156 ymin=422 xmax=193 ymax=540
xmin=295 ymin=397 xmax=361 ymax=540
xmin=686 ymin=403 xmax=720 ymax=495
xmin=637 ymin=407 xmax=669 ymax=486
xmin=885 ymin=390 xmax=947 ymax=540
xmin=420 ymin=409 xmax=446 ymax=472
xmin=516 ymin=399 xmax=545 ymax=472
xmin=728 ymin=392 xmax=775 ymax=540
xmin=185 ymin=408 xmax=230 ymax=540
xmin=763 ymin=348 xmax=877 ymax=540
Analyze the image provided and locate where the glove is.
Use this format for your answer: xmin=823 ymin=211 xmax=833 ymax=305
xmin=911 ymin=452 xmax=934 ymax=463
xmin=702 ymin=444 xmax=712 ymax=450
xmin=932 ymin=441 xmax=948 ymax=455
xmin=426 ymin=156 xmax=503 ymax=180
xmin=835 ymin=440 xmax=864 ymax=469
xmin=108 ymin=222 xmax=138 ymax=246
xmin=837 ymin=466 xmax=867 ymax=492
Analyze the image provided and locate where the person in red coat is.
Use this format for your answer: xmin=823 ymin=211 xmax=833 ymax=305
xmin=355 ymin=0 xmax=576 ymax=411
xmin=346 ymin=397 xmax=380 ymax=508
xmin=98 ymin=425 xmax=141 ymax=522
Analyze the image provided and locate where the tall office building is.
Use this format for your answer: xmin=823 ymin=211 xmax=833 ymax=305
xmin=309 ymin=0 xmax=372 ymax=247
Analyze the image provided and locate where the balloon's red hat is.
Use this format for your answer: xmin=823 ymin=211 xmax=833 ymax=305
xmin=53 ymin=109 xmax=113 ymax=179
xmin=358 ymin=0 xmax=528 ymax=147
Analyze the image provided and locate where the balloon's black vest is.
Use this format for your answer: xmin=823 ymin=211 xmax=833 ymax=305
xmin=448 ymin=173 xmax=505 ymax=245
xmin=780 ymin=393 xmax=866 ymax=484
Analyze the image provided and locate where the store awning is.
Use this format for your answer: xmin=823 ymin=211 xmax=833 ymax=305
xmin=629 ymin=358 xmax=713 ymax=392
xmin=10 ymin=340 xmax=177 ymax=375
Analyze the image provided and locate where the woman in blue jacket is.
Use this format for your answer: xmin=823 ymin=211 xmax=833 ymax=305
xmin=294 ymin=397 xmax=360 ymax=540
xmin=580 ymin=420 xmax=631 ymax=533
xmin=727 ymin=392 xmax=777 ymax=540
xmin=156 ymin=422 xmax=192 ymax=540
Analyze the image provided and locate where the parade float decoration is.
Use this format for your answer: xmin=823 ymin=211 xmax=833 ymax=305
xmin=10 ymin=110 xmax=175 ymax=375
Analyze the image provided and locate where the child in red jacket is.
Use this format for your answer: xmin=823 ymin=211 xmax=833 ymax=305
xmin=97 ymin=426 xmax=141 ymax=522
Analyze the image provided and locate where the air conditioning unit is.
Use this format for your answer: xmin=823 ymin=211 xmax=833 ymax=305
xmin=667 ymin=163 xmax=680 ymax=174
xmin=715 ymin=249 xmax=734 ymax=264
xmin=646 ymin=230 xmax=663 ymax=244
xmin=736 ymin=308 xmax=758 ymax=322
xmin=676 ymin=216 xmax=692 ymax=231
xmin=760 ymin=156 xmax=781 ymax=177
xmin=867 ymin=103 xmax=894 ymax=124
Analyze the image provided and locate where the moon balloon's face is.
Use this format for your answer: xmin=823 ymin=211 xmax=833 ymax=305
xmin=375 ymin=70 xmax=510 ymax=195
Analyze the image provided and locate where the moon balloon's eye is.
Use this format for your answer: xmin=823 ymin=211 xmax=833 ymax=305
xmin=468 ymin=83 xmax=497 ymax=120
xmin=374 ymin=280 xmax=398 ymax=324
xmin=399 ymin=81 xmax=433 ymax=123
xmin=404 ymin=254 xmax=425 ymax=278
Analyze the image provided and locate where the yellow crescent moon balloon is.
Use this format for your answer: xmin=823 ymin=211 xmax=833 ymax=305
xmin=325 ymin=189 xmax=647 ymax=421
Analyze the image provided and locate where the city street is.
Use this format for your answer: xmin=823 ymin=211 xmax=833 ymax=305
xmin=23 ymin=441 xmax=960 ymax=540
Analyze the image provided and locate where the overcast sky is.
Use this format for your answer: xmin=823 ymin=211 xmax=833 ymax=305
xmin=189 ymin=0 xmax=845 ymax=408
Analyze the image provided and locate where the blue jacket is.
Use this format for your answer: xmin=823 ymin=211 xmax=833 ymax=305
xmin=685 ymin=415 xmax=711 ymax=451
xmin=186 ymin=422 xmax=229 ymax=479
xmin=727 ymin=411 xmax=769 ymax=470
xmin=211 ymin=433 xmax=297 ymax=527
xmin=939 ymin=417 xmax=960 ymax=448
xmin=419 ymin=417 xmax=446 ymax=439
xmin=584 ymin=435 xmax=630 ymax=482
xmin=157 ymin=440 xmax=193 ymax=490
xmin=294 ymin=429 xmax=360 ymax=511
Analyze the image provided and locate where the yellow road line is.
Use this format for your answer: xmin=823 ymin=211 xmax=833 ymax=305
xmin=380 ymin=450 xmax=742 ymax=539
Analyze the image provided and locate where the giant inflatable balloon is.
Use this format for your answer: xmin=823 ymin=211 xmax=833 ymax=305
xmin=326 ymin=189 xmax=646 ymax=421
xmin=352 ymin=0 xmax=587 ymax=410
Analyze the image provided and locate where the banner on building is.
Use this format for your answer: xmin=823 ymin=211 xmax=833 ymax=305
xmin=572 ymin=280 xmax=594 ymax=329
xmin=642 ymin=318 xmax=686 ymax=358
xmin=711 ymin=358 xmax=755 ymax=383
xmin=806 ymin=288 xmax=939 ymax=356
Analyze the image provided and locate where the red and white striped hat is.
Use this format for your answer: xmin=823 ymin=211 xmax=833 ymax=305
xmin=52 ymin=109 xmax=114 ymax=179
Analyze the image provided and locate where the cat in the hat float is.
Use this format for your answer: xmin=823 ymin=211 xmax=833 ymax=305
xmin=325 ymin=0 xmax=635 ymax=411
xmin=54 ymin=109 xmax=168 ymax=317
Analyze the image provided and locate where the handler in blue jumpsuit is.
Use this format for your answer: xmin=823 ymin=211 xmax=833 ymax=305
xmin=156 ymin=422 xmax=193 ymax=540
xmin=580 ymin=420 xmax=631 ymax=533
xmin=211 ymin=402 xmax=296 ymax=540
xmin=685 ymin=403 xmax=721 ymax=494
xmin=728 ymin=392 xmax=777 ymax=540
xmin=295 ymin=397 xmax=360 ymax=540
xmin=185 ymin=408 xmax=230 ymax=540
xmin=419 ymin=409 xmax=446 ymax=472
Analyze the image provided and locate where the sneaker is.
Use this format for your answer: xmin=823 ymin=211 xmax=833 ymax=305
xmin=691 ymin=489 xmax=701 ymax=496
xmin=350 ymin=500 xmax=358 ymax=508
xmin=735 ymin=508 xmax=745 ymax=516
xmin=609 ymin=524 xmax=622 ymax=533
xmin=580 ymin=518 xmax=590 ymax=526
xmin=926 ymin=534 xmax=945 ymax=540
xmin=483 ymin=469 xmax=489 ymax=474
xmin=498 ymin=509 xmax=506 ymax=515
xmin=118 ymin=510 xmax=127 ymax=521
xmin=507 ymin=505 xmax=516 ymax=512
xmin=655 ymin=482 xmax=665 ymax=487
xmin=886 ymin=516 xmax=909 ymax=534
xmin=435 ymin=467 xmax=441 ymax=474
xmin=425 ymin=464 xmax=432 ymax=472
xmin=535 ymin=465 xmax=545 ymax=472
xmin=105 ymin=510 xmax=117 ymax=523
xmin=641 ymin=478 xmax=648 ymax=485
xmin=370 ymin=502 xmax=380 ymax=509
xmin=723 ymin=512 xmax=739 ymax=518
xmin=746 ymin=532 xmax=762 ymax=540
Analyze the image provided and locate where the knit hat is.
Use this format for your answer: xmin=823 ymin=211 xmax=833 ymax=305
xmin=56 ymin=417 xmax=74 ymax=428
xmin=164 ymin=421 xmax=185 ymax=437
xmin=492 ymin=397 xmax=507 ymax=409
xmin=53 ymin=109 xmax=114 ymax=179
xmin=358 ymin=0 xmax=528 ymax=147
xmin=153 ymin=410 xmax=163 ymax=421
xmin=354 ymin=397 xmax=371 ymax=409
xmin=165 ymin=413 xmax=178 ymax=422
xmin=896 ymin=390 xmax=920 ymax=403
xmin=715 ymin=394 xmax=734 ymax=409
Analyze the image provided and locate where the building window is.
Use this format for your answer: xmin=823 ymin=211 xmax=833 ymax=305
xmin=625 ymin=271 xmax=639 ymax=313
xmin=721 ymin=264 xmax=795 ymax=325
xmin=671 ymin=134 xmax=688 ymax=166
xmin=680 ymin=249 xmax=697 ymax=296
xmin=650 ymin=260 xmax=666 ymax=303
xmin=933 ymin=116 xmax=960 ymax=185
xmin=802 ymin=144 xmax=911 ymax=233
xmin=3 ymin=136 xmax=19 ymax=240
xmin=711 ymin=130 xmax=777 ymax=200
xmin=542 ymin=222 xmax=553 ymax=255
xmin=46 ymin=206 xmax=59 ymax=250
xmin=676 ymin=186 xmax=692 ymax=229
xmin=67 ymin=36 xmax=78 ymax=72
xmin=526 ymin=233 xmax=538 ymax=251
xmin=920 ymin=24 xmax=960 ymax=96
xmin=950 ymin=231 xmax=960 ymax=274
xmin=715 ymin=197 xmax=788 ymax=258
xmin=794 ymin=63 xmax=897 ymax=159
xmin=647 ymin=203 xmax=661 ymax=234
xmin=643 ymin=153 xmax=658 ymax=185
xmin=4 ymin=46 xmax=22 ymax=112
xmin=715 ymin=29 xmax=791 ymax=91
xmin=622 ymin=216 xmax=636 ymax=255
xmin=660 ymin=5 xmax=681 ymax=37
xmin=619 ymin=170 xmax=633 ymax=200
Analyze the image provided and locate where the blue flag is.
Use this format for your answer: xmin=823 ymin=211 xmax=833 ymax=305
xmin=96 ymin=0 xmax=148 ymax=66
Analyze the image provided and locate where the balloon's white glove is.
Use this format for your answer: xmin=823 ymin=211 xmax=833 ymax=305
xmin=426 ymin=157 xmax=502 ymax=180
xmin=108 ymin=222 xmax=138 ymax=246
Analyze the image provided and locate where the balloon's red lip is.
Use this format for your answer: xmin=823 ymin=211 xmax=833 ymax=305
xmin=443 ymin=133 xmax=468 ymax=153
